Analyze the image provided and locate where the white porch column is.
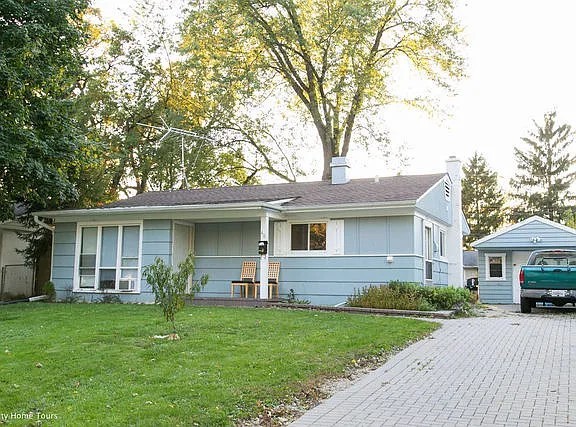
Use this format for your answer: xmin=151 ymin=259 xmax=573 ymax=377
xmin=259 ymin=213 xmax=269 ymax=299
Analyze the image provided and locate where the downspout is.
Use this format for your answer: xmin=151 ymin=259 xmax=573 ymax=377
xmin=33 ymin=216 xmax=54 ymax=296
xmin=34 ymin=215 xmax=55 ymax=232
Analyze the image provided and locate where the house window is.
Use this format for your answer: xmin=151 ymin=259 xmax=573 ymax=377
xmin=485 ymin=253 xmax=506 ymax=280
xmin=439 ymin=230 xmax=446 ymax=257
xmin=76 ymin=224 xmax=141 ymax=292
xmin=290 ymin=223 xmax=326 ymax=251
xmin=424 ymin=225 xmax=433 ymax=281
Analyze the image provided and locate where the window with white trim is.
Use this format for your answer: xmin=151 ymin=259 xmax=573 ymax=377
xmin=77 ymin=224 xmax=141 ymax=292
xmin=485 ymin=253 xmax=506 ymax=280
xmin=290 ymin=223 xmax=326 ymax=251
xmin=439 ymin=230 xmax=446 ymax=257
xmin=424 ymin=225 xmax=433 ymax=281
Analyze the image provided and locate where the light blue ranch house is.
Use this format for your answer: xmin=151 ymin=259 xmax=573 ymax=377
xmin=35 ymin=157 xmax=466 ymax=305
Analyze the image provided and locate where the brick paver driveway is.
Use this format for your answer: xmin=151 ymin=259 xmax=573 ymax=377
xmin=292 ymin=306 xmax=576 ymax=426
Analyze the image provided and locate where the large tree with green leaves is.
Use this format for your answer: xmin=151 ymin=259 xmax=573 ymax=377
xmin=181 ymin=0 xmax=464 ymax=179
xmin=509 ymin=111 xmax=576 ymax=222
xmin=0 ymin=0 xmax=91 ymax=221
xmin=462 ymin=152 xmax=505 ymax=247
xmin=80 ymin=3 xmax=297 ymax=196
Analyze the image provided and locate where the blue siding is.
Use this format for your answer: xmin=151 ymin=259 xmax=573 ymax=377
xmin=195 ymin=221 xmax=261 ymax=256
xmin=51 ymin=222 xmax=76 ymax=298
xmin=416 ymin=178 xmax=452 ymax=224
xmin=142 ymin=219 xmax=172 ymax=265
xmin=434 ymin=260 xmax=449 ymax=285
xmin=475 ymin=218 xmax=576 ymax=303
xmin=140 ymin=219 xmax=172 ymax=297
xmin=194 ymin=255 xmax=425 ymax=305
xmin=51 ymin=219 xmax=171 ymax=302
xmin=477 ymin=250 xmax=514 ymax=304
xmin=344 ymin=216 xmax=414 ymax=254
xmin=475 ymin=219 xmax=576 ymax=250
xmin=51 ymin=215 xmax=447 ymax=305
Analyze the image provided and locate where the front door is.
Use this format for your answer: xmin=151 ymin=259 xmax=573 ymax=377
xmin=511 ymin=251 xmax=530 ymax=304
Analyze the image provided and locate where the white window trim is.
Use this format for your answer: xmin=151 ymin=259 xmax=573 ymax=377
xmin=438 ymin=228 xmax=447 ymax=260
xmin=73 ymin=221 xmax=143 ymax=293
xmin=288 ymin=220 xmax=328 ymax=255
xmin=423 ymin=222 xmax=433 ymax=282
xmin=485 ymin=253 xmax=506 ymax=281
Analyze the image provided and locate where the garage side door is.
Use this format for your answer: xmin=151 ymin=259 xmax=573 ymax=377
xmin=512 ymin=251 xmax=531 ymax=304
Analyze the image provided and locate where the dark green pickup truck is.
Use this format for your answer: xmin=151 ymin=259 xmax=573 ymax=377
xmin=520 ymin=249 xmax=576 ymax=313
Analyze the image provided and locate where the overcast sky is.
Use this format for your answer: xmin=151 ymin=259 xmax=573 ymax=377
xmin=94 ymin=0 xmax=576 ymax=185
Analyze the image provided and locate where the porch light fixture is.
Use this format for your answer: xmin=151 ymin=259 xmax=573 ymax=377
xmin=530 ymin=236 xmax=542 ymax=243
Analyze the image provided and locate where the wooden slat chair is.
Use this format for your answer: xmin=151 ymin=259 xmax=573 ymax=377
xmin=254 ymin=262 xmax=280 ymax=299
xmin=230 ymin=261 xmax=257 ymax=298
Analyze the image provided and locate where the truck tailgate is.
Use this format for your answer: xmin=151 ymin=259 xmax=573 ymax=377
xmin=523 ymin=266 xmax=576 ymax=290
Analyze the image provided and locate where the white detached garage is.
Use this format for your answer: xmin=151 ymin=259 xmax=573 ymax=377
xmin=472 ymin=216 xmax=576 ymax=304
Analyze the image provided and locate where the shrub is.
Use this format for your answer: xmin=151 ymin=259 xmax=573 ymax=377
xmin=143 ymin=253 xmax=208 ymax=333
xmin=42 ymin=281 xmax=56 ymax=302
xmin=348 ymin=281 xmax=474 ymax=312
xmin=348 ymin=284 xmax=427 ymax=311
xmin=286 ymin=289 xmax=311 ymax=305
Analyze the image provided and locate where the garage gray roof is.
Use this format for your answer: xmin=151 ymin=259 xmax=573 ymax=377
xmin=104 ymin=173 xmax=446 ymax=209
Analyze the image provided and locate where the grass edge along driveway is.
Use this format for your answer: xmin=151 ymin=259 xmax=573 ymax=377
xmin=0 ymin=304 xmax=438 ymax=426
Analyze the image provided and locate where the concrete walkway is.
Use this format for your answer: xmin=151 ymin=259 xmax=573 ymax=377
xmin=292 ymin=306 xmax=576 ymax=426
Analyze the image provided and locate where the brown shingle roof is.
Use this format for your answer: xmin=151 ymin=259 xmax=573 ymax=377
xmin=104 ymin=173 xmax=445 ymax=209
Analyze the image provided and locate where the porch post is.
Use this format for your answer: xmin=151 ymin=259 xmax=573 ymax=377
xmin=259 ymin=213 xmax=269 ymax=299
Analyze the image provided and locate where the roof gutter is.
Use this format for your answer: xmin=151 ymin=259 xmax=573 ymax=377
xmin=32 ymin=199 xmax=419 ymax=220
xmin=34 ymin=215 xmax=55 ymax=232
xmin=32 ymin=201 xmax=284 ymax=219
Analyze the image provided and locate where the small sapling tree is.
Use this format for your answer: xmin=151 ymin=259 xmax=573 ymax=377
xmin=143 ymin=253 xmax=208 ymax=336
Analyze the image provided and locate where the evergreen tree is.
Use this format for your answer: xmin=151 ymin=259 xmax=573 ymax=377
xmin=462 ymin=152 xmax=506 ymax=247
xmin=509 ymin=111 xmax=576 ymax=222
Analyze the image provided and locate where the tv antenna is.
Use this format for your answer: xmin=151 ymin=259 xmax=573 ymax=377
xmin=137 ymin=119 xmax=215 ymax=190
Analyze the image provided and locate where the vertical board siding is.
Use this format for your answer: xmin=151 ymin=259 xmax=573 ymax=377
xmin=388 ymin=217 xmax=415 ymax=253
xmin=344 ymin=216 xmax=414 ymax=255
xmin=477 ymin=250 xmax=514 ymax=303
xmin=195 ymin=222 xmax=260 ymax=256
xmin=194 ymin=255 xmax=425 ymax=306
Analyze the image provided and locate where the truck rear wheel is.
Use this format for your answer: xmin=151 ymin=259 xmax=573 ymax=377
xmin=520 ymin=297 xmax=532 ymax=313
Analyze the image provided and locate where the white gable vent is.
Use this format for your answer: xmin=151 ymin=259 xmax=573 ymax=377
xmin=444 ymin=178 xmax=451 ymax=200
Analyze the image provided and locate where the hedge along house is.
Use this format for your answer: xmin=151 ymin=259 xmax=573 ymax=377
xmin=472 ymin=216 xmax=576 ymax=304
xmin=35 ymin=157 xmax=465 ymax=306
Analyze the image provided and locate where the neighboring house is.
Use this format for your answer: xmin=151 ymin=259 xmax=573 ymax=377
xmin=0 ymin=222 xmax=35 ymax=299
xmin=463 ymin=250 xmax=478 ymax=286
xmin=35 ymin=157 xmax=465 ymax=306
xmin=472 ymin=216 xmax=576 ymax=304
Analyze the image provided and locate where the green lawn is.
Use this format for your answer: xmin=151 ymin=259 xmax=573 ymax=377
xmin=0 ymin=303 xmax=438 ymax=426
